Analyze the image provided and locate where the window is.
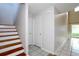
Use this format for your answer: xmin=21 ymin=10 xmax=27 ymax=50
xmin=72 ymin=24 xmax=79 ymax=38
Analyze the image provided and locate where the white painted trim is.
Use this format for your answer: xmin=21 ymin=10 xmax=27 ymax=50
xmin=41 ymin=48 xmax=55 ymax=55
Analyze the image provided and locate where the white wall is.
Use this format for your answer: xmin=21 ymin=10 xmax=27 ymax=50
xmin=14 ymin=3 xmax=28 ymax=54
xmin=33 ymin=6 xmax=55 ymax=54
xmin=55 ymin=13 xmax=68 ymax=51
xmin=55 ymin=13 xmax=70 ymax=55
xmin=54 ymin=7 xmax=60 ymax=15
xmin=0 ymin=3 xmax=19 ymax=25
xmin=28 ymin=15 xmax=33 ymax=45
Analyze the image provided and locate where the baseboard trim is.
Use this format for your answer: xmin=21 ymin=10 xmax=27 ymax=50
xmin=55 ymin=39 xmax=69 ymax=55
xmin=41 ymin=48 xmax=55 ymax=55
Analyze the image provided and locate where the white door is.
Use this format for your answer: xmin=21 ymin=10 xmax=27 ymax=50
xmin=42 ymin=16 xmax=52 ymax=51
xmin=35 ymin=17 xmax=43 ymax=48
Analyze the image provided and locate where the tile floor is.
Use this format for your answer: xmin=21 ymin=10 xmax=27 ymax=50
xmin=28 ymin=45 xmax=49 ymax=56
xmin=71 ymin=38 xmax=79 ymax=56
xmin=28 ymin=38 xmax=79 ymax=56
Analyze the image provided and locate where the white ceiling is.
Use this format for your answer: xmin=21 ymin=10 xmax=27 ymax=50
xmin=29 ymin=3 xmax=79 ymax=16
xmin=29 ymin=3 xmax=53 ymax=16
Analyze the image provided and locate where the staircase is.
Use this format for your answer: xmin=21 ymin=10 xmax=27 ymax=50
xmin=0 ymin=25 xmax=26 ymax=56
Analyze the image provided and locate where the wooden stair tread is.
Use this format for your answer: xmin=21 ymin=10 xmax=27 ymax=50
xmin=0 ymin=47 xmax=23 ymax=56
xmin=0 ymin=38 xmax=20 ymax=42
xmin=0 ymin=39 xmax=21 ymax=46
xmin=17 ymin=52 xmax=26 ymax=56
xmin=0 ymin=35 xmax=19 ymax=40
xmin=0 ymin=42 xmax=21 ymax=49
xmin=0 ymin=34 xmax=18 ymax=37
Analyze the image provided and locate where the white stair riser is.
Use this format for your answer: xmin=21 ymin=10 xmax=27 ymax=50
xmin=0 ymin=32 xmax=18 ymax=36
xmin=0 ymin=25 xmax=15 ymax=28
xmin=0 ymin=29 xmax=16 ymax=31
xmin=0 ymin=44 xmax=22 ymax=53
xmin=0 ymin=35 xmax=19 ymax=40
xmin=0 ymin=39 xmax=21 ymax=46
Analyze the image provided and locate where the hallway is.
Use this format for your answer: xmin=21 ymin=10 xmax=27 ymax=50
xmin=28 ymin=3 xmax=79 ymax=56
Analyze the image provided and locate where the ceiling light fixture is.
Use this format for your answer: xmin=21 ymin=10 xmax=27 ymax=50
xmin=74 ymin=6 xmax=79 ymax=12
